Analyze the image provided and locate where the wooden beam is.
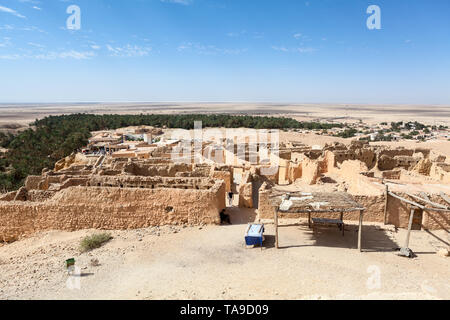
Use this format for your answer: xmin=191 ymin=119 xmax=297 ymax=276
xmin=440 ymin=192 xmax=450 ymax=206
xmin=419 ymin=192 xmax=430 ymax=202
xmin=423 ymin=207 xmax=450 ymax=213
xmin=384 ymin=184 xmax=389 ymax=225
xmin=274 ymin=209 xmax=279 ymax=249
xmin=388 ymin=191 xmax=425 ymax=210
xmin=404 ymin=208 xmax=416 ymax=249
xmin=404 ymin=192 xmax=448 ymax=210
xmin=358 ymin=210 xmax=364 ymax=252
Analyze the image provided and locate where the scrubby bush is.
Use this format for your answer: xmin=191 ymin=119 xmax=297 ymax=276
xmin=80 ymin=233 xmax=112 ymax=253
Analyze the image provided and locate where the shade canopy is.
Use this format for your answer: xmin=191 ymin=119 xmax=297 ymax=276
xmin=269 ymin=191 xmax=364 ymax=213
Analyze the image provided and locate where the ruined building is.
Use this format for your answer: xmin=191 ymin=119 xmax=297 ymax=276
xmin=1 ymin=134 xmax=449 ymax=243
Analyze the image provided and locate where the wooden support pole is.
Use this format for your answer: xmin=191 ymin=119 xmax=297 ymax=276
xmin=404 ymin=207 xmax=416 ymax=249
xmin=358 ymin=210 xmax=364 ymax=252
xmin=388 ymin=191 xmax=425 ymax=210
xmin=384 ymin=184 xmax=389 ymax=225
xmin=440 ymin=192 xmax=450 ymax=206
xmin=405 ymin=192 xmax=448 ymax=210
xmin=274 ymin=209 xmax=279 ymax=249
xmin=419 ymin=192 xmax=430 ymax=202
xmin=308 ymin=212 xmax=311 ymax=229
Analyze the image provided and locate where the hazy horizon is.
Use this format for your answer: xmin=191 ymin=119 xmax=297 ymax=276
xmin=1 ymin=0 xmax=449 ymax=104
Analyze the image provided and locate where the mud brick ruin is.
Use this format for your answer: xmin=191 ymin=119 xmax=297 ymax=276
xmin=1 ymin=128 xmax=449 ymax=242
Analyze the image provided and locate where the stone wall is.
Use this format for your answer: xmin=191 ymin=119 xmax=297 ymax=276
xmin=123 ymin=162 xmax=193 ymax=177
xmin=0 ymin=180 xmax=226 ymax=243
xmin=422 ymin=195 xmax=450 ymax=230
xmin=211 ymin=169 xmax=232 ymax=192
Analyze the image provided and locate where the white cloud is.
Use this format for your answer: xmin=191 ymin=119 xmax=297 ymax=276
xmin=0 ymin=50 xmax=96 ymax=60
xmin=177 ymin=42 xmax=247 ymax=55
xmin=226 ymin=30 xmax=247 ymax=38
xmin=0 ymin=5 xmax=26 ymax=18
xmin=106 ymin=44 xmax=151 ymax=57
xmin=160 ymin=0 xmax=192 ymax=5
xmin=34 ymin=50 xmax=96 ymax=60
xmin=272 ymin=46 xmax=316 ymax=54
xmin=27 ymin=42 xmax=44 ymax=47
xmin=0 ymin=39 xmax=11 ymax=47
xmin=296 ymin=47 xmax=316 ymax=53
xmin=0 ymin=24 xmax=14 ymax=30
xmin=0 ymin=53 xmax=21 ymax=60
xmin=271 ymin=46 xmax=289 ymax=52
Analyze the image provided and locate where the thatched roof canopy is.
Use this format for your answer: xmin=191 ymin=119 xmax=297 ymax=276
xmin=269 ymin=191 xmax=364 ymax=213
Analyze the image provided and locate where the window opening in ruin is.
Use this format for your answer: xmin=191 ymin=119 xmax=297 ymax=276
xmin=165 ymin=206 xmax=174 ymax=213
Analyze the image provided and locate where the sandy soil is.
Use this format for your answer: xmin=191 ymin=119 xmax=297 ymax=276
xmin=1 ymin=208 xmax=449 ymax=300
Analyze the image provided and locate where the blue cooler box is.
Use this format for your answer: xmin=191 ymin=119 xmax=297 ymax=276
xmin=245 ymin=224 xmax=265 ymax=247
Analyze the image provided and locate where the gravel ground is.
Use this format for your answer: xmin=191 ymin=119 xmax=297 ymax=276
xmin=0 ymin=211 xmax=449 ymax=300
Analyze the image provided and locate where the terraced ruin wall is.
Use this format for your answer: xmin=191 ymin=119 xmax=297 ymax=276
xmin=0 ymin=181 xmax=226 ymax=242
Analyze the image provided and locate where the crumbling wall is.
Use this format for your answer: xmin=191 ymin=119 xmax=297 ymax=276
xmin=382 ymin=170 xmax=401 ymax=180
xmin=238 ymin=171 xmax=253 ymax=208
xmin=377 ymin=155 xmax=397 ymax=171
xmin=123 ymin=162 xmax=193 ymax=177
xmin=287 ymin=162 xmax=302 ymax=183
xmin=54 ymin=153 xmax=96 ymax=171
xmin=278 ymin=159 xmax=290 ymax=185
xmin=378 ymin=148 xmax=414 ymax=158
xmin=0 ymin=180 xmax=226 ymax=243
xmin=210 ymin=168 xmax=232 ymax=192
xmin=429 ymin=163 xmax=450 ymax=183
xmin=256 ymin=183 xmax=275 ymax=219
xmin=422 ymin=195 xmax=450 ymax=230
xmin=395 ymin=156 xmax=420 ymax=170
xmin=24 ymin=176 xmax=43 ymax=190
xmin=301 ymin=158 xmax=321 ymax=185
xmin=0 ymin=191 xmax=17 ymax=202
xmin=413 ymin=159 xmax=433 ymax=176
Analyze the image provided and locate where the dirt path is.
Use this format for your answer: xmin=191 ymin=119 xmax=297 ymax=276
xmin=0 ymin=210 xmax=449 ymax=300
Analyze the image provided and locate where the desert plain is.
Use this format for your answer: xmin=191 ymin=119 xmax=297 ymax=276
xmin=0 ymin=103 xmax=449 ymax=300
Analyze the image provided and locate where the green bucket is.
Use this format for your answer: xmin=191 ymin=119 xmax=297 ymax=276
xmin=65 ymin=258 xmax=75 ymax=268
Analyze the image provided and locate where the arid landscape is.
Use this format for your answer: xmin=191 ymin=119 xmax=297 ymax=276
xmin=1 ymin=218 xmax=449 ymax=300
xmin=1 ymin=0 xmax=449 ymax=309
xmin=0 ymin=104 xmax=449 ymax=300
xmin=1 ymin=103 xmax=450 ymax=129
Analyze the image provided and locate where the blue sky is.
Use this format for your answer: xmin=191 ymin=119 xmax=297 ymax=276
xmin=0 ymin=0 xmax=449 ymax=104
